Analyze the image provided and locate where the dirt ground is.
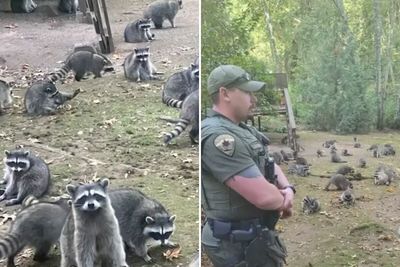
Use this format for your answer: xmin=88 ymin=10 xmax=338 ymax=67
xmin=0 ymin=0 xmax=199 ymax=266
xmin=202 ymin=126 xmax=400 ymax=267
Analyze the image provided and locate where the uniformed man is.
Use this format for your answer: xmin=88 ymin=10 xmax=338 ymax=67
xmin=201 ymin=65 xmax=295 ymax=267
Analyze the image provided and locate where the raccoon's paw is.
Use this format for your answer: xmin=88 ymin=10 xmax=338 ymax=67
xmin=5 ymin=198 xmax=19 ymax=206
xmin=143 ymin=254 xmax=154 ymax=263
xmin=163 ymin=134 xmax=172 ymax=144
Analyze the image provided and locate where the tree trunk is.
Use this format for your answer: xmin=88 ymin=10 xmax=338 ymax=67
xmin=261 ymin=0 xmax=280 ymax=73
xmin=373 ymin=0 xmax=384 ymax=130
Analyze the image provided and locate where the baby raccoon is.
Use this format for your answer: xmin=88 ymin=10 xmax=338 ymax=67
xmin=60 ymin=179 xmax=128 ymax=267
xmin=374 ymin=165 xmax=397 ymax=185
xmin=24 ymin=81 xmax=80 ymax=115
xmin=124 ymin=18 xmax=155 ymax=43
xmin=143 ymin=0 xmax=183 ymax=29
xmin=358 ymin=158 xmax=367 ymax=168
xmin=0 ymin=79 xmax=13 ymax=115
xmin=325 ymin=174 xmax=353 ymax=191
xmin=109 ymin=189 xmax=176 ymax=262
xmin=0 ymin=149 xmax=50 ymax=206
xmin=271 ymin=151 xmax=283 ymax=165
xmin=340 ymin=188 xmax=355 ymax=206
xmin=162 ymin=63 xmax=199 ymax=108
xmin=0 ymin=198 xmax=69 ymax=266
xmin=316 ymin=149 xmax=324 ymax=158
xmin=124 ymin=47 xmax=161 ymax=82
xmin=302 ymin=196 xmax=321 ymax=214
xmin=330 ymin=147 xmax=347 ymax=163
xmin=341 ymin=149 xmax=352 ymax=156
xmin=280 ymin=150 xmax=293 ymax=161
xmin=323 ymin=140 xmax=336 ymax=148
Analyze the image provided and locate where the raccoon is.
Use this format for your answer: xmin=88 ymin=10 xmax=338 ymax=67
xmin=60 ymin=179 xmax=128 ymax=267
xmin=24 ymin=81 xmax=80 ymax=115
xmin=0 ymin=0 xmax=37 ymax=13
xmin=322 ymin=140 xmax=336 ymax=148
xmin=330 ymin=147 xmax=347 ymax=163
xmin=163 ymin=90 xmax=199 ymax=144
xmin=124 ymin=47 xmax=161 ymax=82
xmin=374 ymin=165 xmax=397 ymax=185
xmin=367 ymin=144 xmax=379 ymax=151
xmin=0 ymin=149 xmax=50 ymax=206
xmin=341 ymin=149 xmax=352 ymax=156
xmin=124 ymin=18 xmax=155 ymax=43
xmin=48 ymin=51 xmax=114 ymax=83
xmin=143 ymin=0 xmax=183 ymax=29
xmin=316 ymin=149 xmax=324 ymax=158
xmin=0 ymin=199 xmax=69 ymax=267
xmin=73 ymin=43 xmax=98 ymax=54
xmin=372 ymin=148 xmax=382 ymax=158
xmin=335 ymin=165 xmax=354 ymax=176
xmin=302 ymin=196 xmax=321 ymax=214
xmin=280 ymin=150 xmax=294 ymax=161
xmin=293 ymin=151 xmax=309 ymax=166
xmin=340 ymin=188 xmax=355 ymax=206
xmin=271 ymin=151 xmax=283 ymax=165
xmin=0 ymin=80 xmax=13 ymax=114
xmin=109 ymin=189 xmax=176 ymax=262
xmin=358 ymin=158 xmax=366 ymax=168
xmin=382 ymin=144 xmax=396 ymax=156
xmin=162 ymin=63 xmax=199 ymax=108
xmin=287 ymin=164 xmax=310 ymax=177
xmin=325 ymin=174 xmax=352 ymax=191
xmin=58 ymin=0 xmax=78 ymax=13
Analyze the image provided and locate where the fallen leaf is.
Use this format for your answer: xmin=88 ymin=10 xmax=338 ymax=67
xmin=163 ymin=245 xmax=181 ymax=261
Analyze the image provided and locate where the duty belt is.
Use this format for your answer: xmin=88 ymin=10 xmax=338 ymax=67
xmin=208 ymin=218 xmax=266 ymax=243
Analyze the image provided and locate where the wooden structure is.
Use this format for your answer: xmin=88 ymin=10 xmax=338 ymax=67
xmin=249 ymin=73 xmax=298 ymax=152
xmin=78 ymin=0 xmax=114 ymax=54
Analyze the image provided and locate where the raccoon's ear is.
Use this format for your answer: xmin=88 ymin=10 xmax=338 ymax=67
xmin=145 ymin=216 xmax=155 ymax=224
xmin=145 ymin=47 xmax=150 ymax=51
xmin=4 ymin=150 xmax=10 ymax=156
xmin=67 ymin=200 xmax=73 ymax=207
xmin=24 ymin=151 xmax=30 ymax=157
xmin=134 ymin=48 xmax=139 ymax=53
xmin=190 ymin=63 xmax=195 ymax=69
xmin=66 ymin=184 xmax=77 ymax=195
xmin=99 ymin=178 xmax=109 ymax=189
xmin=169 ymin=215 xmax=176 ymax=223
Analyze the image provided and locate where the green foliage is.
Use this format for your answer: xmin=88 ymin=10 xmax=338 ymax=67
xmin=202 ymin=0 xmax=400 ymax=133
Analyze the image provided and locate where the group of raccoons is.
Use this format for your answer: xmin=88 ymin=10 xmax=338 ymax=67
xmin=0 ymin=0 xmax=198 ymax=266
xmin=0 ymin=0 xmax=199 ymax=145
xmin=0 ymin=148 xmax=177 ymax=266
xmin=271 ymin=136 xmax=398 ymax=215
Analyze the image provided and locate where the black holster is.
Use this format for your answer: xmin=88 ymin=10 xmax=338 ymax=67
xmin=265 ymin=157 xmax=277 ymax=184
xmin=243 ymin=228 xmax=287 ymax=267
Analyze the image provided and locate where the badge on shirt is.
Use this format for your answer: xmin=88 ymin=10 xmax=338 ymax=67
xmin=214 ymin=134 xmax=235 ymax=156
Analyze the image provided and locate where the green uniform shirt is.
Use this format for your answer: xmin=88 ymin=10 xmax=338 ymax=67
xmin=201 ymin=109 xmax=279 ymax=223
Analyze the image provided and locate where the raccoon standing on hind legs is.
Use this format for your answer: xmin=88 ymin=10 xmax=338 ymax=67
xmin=0 ymin=149 xmax=50 ymax=206
xmin=60 ymin=179 xmax=128 ymax=267
xmin=163 ymin=90 xmax=199 ymax=144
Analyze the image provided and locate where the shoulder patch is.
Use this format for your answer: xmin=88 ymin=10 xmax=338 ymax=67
xmin=214 ymin=134 xmax=235 ymax=156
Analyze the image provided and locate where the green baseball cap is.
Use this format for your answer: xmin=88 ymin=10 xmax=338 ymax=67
xmin=207 ymin=65 xmax=266 ymax=95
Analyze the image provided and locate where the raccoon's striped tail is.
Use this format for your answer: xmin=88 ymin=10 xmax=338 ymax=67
xmin=47 ymin=65 xmax=71 ymax=83
xmin=163 ymin=118 xmax=190 ymax=144
xmin=161 ymin=87 xmax=183 ymax=108
xmin=22 ymin=195 xmax=39 ymax=208
xmin=0 ymin=233 xmax=23 ymax=260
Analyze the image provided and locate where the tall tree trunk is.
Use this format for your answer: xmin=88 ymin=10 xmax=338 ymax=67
xmin=373 ymin=0 xmax=384 ymax=130
xmin=261 ymin=0 xmax=280 ymax=73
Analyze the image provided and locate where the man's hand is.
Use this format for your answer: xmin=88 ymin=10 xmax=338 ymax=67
xmin=279 ymin=188 xmax=294 ymax=210
xmin=280 ymin=208 xmax=293 ymax=219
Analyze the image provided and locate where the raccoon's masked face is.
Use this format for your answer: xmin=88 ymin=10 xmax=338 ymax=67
xmin=66 ymin=179 xmax=109 ymax=212
xmin=134 ymin=48 xmax=150 ymax=65
xmin=143 ymin=214 xmax=176 ymax=245
xmin=4 ymin=150 xmax=31 ymax=173
xmin=190 ymin=64 xmax=199 ymax=80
